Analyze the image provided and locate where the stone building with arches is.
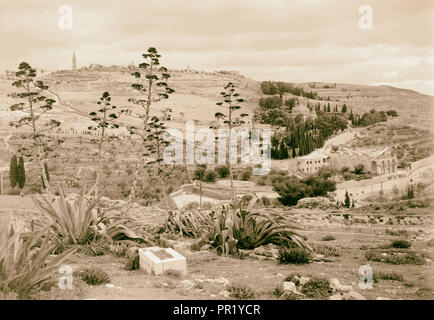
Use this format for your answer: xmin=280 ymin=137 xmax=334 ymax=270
xmin=329 ymin=147 xmax=397 ymax=175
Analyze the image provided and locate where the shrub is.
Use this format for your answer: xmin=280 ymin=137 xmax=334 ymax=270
xmin=164 ymin=270 xmax=182 ymax=279
xmin=415 ymin=287 xmax=433 ymax=300
xmin=185 ymin=201 xmax=199 ymax=210
xmin=272 ymin=286 xmax=284 ymax=298
xmin=390 ymin=240 xmax=411 ymax=249
xmin=314 ymin=245 xmax=341 ymax=257
xmin=301 ymin=277 xmax=333 ymax=299
xmin=204 ymin=170 xmax=217 ymax=182
xmin=125 ymin=255 xmax=139 ymax=271
xmin=385 ymin=229 xmax=408 ymax=237
xmin=75 ymin=267 xmax=110 ymax=285
xmin=273 ymin=175 xmax=336 ymax=206
xmin=365 ymin=249 xmax=425 ymax=265
xmin=261 ymin=196 xmax=271 ymax=207
xmin=241 ymin=171 xmax=251 ymax=181
xmin=282 ymin=292 xmax=301 ymax=300
xmin=321 ymin=235 xmax=336 ymax=241
xmin=374 ymin=271 xmax=404 ymax=282
xmin=228 ymin=283 xmax=255 ymax=300
xmin=76 ymin=241 xmax=111 ymax=256
xmin=343 ymin=172 xmax=356 ymax=181
xmin=256 ymin=176 xmax=268 ymax=186
xmin=354 ymin=164 xmax=364 ymax=174
xmin=284 ymin=273 xmax=302 ymax=285
xmin=215 ymin=165 xmax=229 ymax=178
xmin=278 ymin=247 xmax=312 ymax=264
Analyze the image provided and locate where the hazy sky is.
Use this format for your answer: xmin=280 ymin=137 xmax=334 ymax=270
xmin=0 ymin=0 xmax=433 ymax=95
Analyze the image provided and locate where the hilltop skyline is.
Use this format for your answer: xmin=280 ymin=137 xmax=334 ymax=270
xmin=0 ymin=0 xmax=432 ymax=95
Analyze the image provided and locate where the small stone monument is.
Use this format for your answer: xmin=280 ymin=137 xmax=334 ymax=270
xmin=139 ymin=247 xmax=187 ymax=275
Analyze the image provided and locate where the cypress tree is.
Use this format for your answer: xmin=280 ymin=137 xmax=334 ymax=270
xmin=280 ymin=141 xmax=289 ymax=159
xmin=344 ymin=190 xmax=350 ymax=208
xmin=17 ymin=156 xmax=26 ymax=189
xmin=9 ymin=155 xmax=18 ymax=188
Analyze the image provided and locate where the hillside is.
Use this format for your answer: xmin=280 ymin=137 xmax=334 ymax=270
xmin=2 ymin=68 xmax=433 ymax=133
xmin=294 ymin=82 xmax=434 ymax=129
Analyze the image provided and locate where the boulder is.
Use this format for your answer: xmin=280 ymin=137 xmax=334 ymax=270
xmin=299 ymin=277 xmax=310 ymax=286
xmin=282 ymin=281 xmax=297 ymax=293
xmin=330 ymin=278 xmax=353 ymax=292
xmin=343 ymin=291 xmax=367 ymax=300
xmin=219 ymin=290 xmax=230 ymax=298
xmin=180 ymin=280 xmax=195 ymax=290
xmin=214 ymin=277 xmax=230 ymax=286
xmin=253 ymin=244 xmax=278 ymax=258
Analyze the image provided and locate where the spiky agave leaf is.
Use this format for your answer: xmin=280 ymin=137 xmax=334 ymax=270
xmin=0 ymin=218 xmax=76 ymax=299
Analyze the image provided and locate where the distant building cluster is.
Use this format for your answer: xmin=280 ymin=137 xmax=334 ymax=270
xmin=297 ymin=146 xmax=397 ymax=176
xmin=296 ymin=151 xmax=330 ymax=173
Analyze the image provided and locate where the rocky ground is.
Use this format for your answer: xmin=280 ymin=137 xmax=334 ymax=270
xmin=7 ymin=194 xmax=429 ymax=301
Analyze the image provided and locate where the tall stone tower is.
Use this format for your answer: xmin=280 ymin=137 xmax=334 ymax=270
xmin=72 ymin=51 xmax=77 ymax=70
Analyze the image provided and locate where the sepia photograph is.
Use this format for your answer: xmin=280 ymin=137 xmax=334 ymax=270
xmin=0 ymin=0 xmax=433 ymax=310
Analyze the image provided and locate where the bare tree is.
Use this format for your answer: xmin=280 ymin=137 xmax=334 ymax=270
xmin=9 ymin=62 xmax=63 ymax=193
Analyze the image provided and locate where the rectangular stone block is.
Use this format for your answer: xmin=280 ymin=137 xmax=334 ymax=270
xmin=139 ymin=247 xmax=187 ymax=275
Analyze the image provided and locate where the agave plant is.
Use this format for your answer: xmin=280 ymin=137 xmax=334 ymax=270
xmin=0 ymin=218 xmax=75 ymax=299
xmin=165 ymin=209 xmax=214 ymax=238
xmin=233 ymin=199 xmax=311 ymax=251
xmin=193 ymin=197 xmax=311 ymax=256
xmin=199 ymin=205 xmax=238 ymax=256
xmin=31 ymin=185 xmax=149 ymax=247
